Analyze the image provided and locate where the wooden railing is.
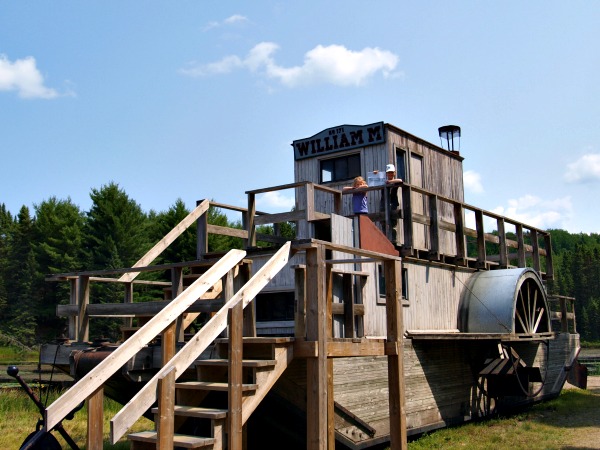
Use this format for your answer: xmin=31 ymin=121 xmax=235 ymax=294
xmin=109 ymin=242 xmax=292 ymax=444
xmin=548 ymin=295 xmax=577 ymax=333
xmin=43 ymin=249 xmax=247 ymax=440
xmin=337 ymin=182 xmax=554 ymax=278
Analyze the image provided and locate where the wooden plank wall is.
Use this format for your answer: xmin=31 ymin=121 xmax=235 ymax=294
xmin=400 ymin=263 xmax=473 ymax=333
xmin=330 ymin=339 xmax=476 ymax=445
xmin=362 ymin=261 xmax=474 ymax=336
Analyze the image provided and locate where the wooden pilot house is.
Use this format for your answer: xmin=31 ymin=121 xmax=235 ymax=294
xmin=38 ymin=121 xmax=581 ymax=449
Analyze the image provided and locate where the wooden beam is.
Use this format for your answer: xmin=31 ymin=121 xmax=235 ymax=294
xmin=110 ymin=243 xmax=290 ymax=443
xmin=496 ymin=218 xmax=508 ymax=268
xmin=86 ymin=386 xmax=104 ymax=450
xmin=305 ymin=244 xmax=328 ymax=450
xmin=157 ymin=366 xmax=176 ymax=449
xmin=247 ymin=192 xmax=256 ymax=247
xmin=77 ymin=276 xmax=90 ymax=342
xmin=295 ymin=266 xmax=306 ymax=339
xmin=45 ymin=249 xmax=247 ymax=433
xmin=228 ymin=302 xmax=243 ymax=450
xmin=120 ymin=199 xmax=210 ymax=283
xmin=385 ymin=259 xmax=407 ymax=449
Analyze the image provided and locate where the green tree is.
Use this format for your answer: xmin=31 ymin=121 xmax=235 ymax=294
xmin=33 ymin=197 xmax=85 ymax=340
xmin=4 ymin=206 xmax=37 ymax=345
xmin=0 ymin=204 xmax=14 ymax=323
xmin=150 ymin=199 xmax=196 ymax=264
xmin=83 ymin=183 xmax=151 ymax=340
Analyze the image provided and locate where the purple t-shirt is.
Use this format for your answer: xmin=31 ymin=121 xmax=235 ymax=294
xmin=352 ymin=193 xmax=368 ymax=214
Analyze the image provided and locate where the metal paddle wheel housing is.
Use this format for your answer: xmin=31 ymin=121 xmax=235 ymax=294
xmin=459 ymin=268 xmax=552 ymax=410
xmin=458 ymin=267 xmax=551 ymax=336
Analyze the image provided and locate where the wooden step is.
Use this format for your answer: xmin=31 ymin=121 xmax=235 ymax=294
xmin=195 ymin=358 xmax=276 ymax=368
xmin=128 ymin=431 xmax=214 ymax=449
xmin=176 ymin=381 xmax=258 ymax=392
xmin=151 ymin=405 xmax=227 ymax=419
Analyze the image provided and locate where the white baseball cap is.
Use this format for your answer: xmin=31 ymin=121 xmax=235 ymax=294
xmin=385 ymin=164 xmax=396 ymax=173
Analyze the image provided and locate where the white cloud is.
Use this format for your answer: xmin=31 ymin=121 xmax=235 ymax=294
xmin=491 ymin=194 xmax=572 ymax=230
xmin=224 ymin=15 xmax=248 ymax=25
xmin=256 ymin=191 xmax=295 ymax=212
xmin=0 ymin=54 xmax=59 ymax=99
xmin=463 ymin=170 xmax=484 ymax=194
xmin=182 ymin=42 xmax=401 ymax=87
xmin=203 ymin=14 xmax=249 ymax=31
xmin=564 ymin=153 xmax=600 ymax=183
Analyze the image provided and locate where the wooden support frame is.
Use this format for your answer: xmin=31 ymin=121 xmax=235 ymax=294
xmin=157 ymin=366 xmax=176 ymax=449
xmin=497 ymin=218 xmax=508 ymax=268
xmin=69 ymin=278 xmax=78 ymax=341
xmin=453 ymin=203 xmax=466 ymax=266
xmin=109 ymin=243 xmax=291 ymax=443
xmin=228 ymin=302 xmax=243 ymax=450
xmin=45 ymin=249 xmax=247 ymax=434
xmin=384 ymin=259 xmax=407 ymax=449
xmin=87 ymin=385 xmax=104 ymax=450
xmin=305 ymin=244 xmax=330 ymax=449
xmin=77 ymin=276 xmax=90 ymax=342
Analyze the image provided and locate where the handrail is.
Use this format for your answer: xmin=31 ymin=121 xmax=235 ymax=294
xmin=119 ymin=199 xmax=211 ymax=283
xmin=110 ymin=241 xmax=293 ymax=443
xmin=43 ymin=248 xmax=247 ymax=432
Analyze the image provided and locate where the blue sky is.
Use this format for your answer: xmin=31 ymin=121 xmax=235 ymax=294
xmin=1 ymin=1 xmax=599 ymax=233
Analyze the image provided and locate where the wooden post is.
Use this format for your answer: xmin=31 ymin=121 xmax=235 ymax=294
xmin=294 ymin=266 xmax=306 ymax=339
xmin=172 ymin=267 xmax=184 ymax=341
xmin=78 ymin=275 xmax=90 ymax=342
xmin=497 ymin=218 xmax=508 ymax=268
xmin=247 ymin=193 xmax=257 ymax=247
xmin=69 ymin=278 xmax=78 ymax=341
xmin=560 ymin=297 xmax=569 ymax=333
xmin=240 ymin=261 xmax=256 ymax=337
xmin=306 ymin=245 xmax=328 ymax=450
xmin=124 ymin=282 xmax=133 ymax=329
xmin=475 ymin=209 xmax=486 ymax=269
xmin=87 ymin=385 xmax=104 ymax=450
xmin=531 ymin=229 xmax=541 ymax=273
xmin=544 ymin=233 xmax=554 ymax=279
xmin=516 ymin=224 xmax=526 ymax=268
xmin=401 ymin=186 xmax=413 ymax=255
xmin=385 ymin=259 xmax=407 ymax=449
xmin=326 ymin=264 xmax=335 ymax=450
xmin=428 ymin=195 xmax=440 ymax=260
xmin=343 ymin=273 xmax=354 ymax=338
xmin=306 ymin=183 xmax=316 ymax=222
xmin=453 ymin=203 xmax=466 ymax=266
xmin=333 ymin=189 xmax=343 ymax=216
xmin=228 ymin=301 xmax=243 ymax=450
xmin=196 ymin=199 xmax=208 ymax=259
xmin=157 ymin=366 xmax=176 ymax=449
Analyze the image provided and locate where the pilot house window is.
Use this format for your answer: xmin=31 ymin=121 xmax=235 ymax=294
xmin=320 ymin=153 xmax=361 ymax=183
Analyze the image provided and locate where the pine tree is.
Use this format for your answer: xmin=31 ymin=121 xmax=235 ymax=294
xmin=5 ymin=206 xmax=37 ymax=345
xmin=33 ymin=197 xmax=85 ymax=340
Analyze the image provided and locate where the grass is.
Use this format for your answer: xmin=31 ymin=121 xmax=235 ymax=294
xmin=0 ymin=388 xmax=153 ymax=449
xmin=0 ymin=345 xmax=39 ymax=364
xmin=406 ymin=388 xmax=600 ymax=449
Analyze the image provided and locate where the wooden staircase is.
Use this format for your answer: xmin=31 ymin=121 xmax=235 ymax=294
xmin=128 ymin=337 xmax=295 ymax=449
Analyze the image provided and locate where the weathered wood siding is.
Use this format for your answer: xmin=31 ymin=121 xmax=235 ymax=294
xmin=362 ymin=262 xmax=474 ymax=337
xmin=293 ymin=123 xmax=464 ymax=254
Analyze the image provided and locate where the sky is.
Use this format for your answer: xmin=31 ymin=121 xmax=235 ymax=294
xmin=1 ymin=1 xmax=599 ymax=234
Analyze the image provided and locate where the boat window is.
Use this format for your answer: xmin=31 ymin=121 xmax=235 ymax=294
xmin=378 ymin=264 xmax=408 ymax=304
xmin=320 ymin=153 xmax=361 ymax=183
xmin=396 ymin=148 xmax=408 ymax=182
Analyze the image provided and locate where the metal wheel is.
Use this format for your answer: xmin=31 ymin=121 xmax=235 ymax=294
xmin=514 ymin=277 xmax=549 ymax=335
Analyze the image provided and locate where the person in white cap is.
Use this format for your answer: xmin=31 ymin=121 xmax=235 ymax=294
xmin=374 ymin=164 xmax=403 ymax=211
